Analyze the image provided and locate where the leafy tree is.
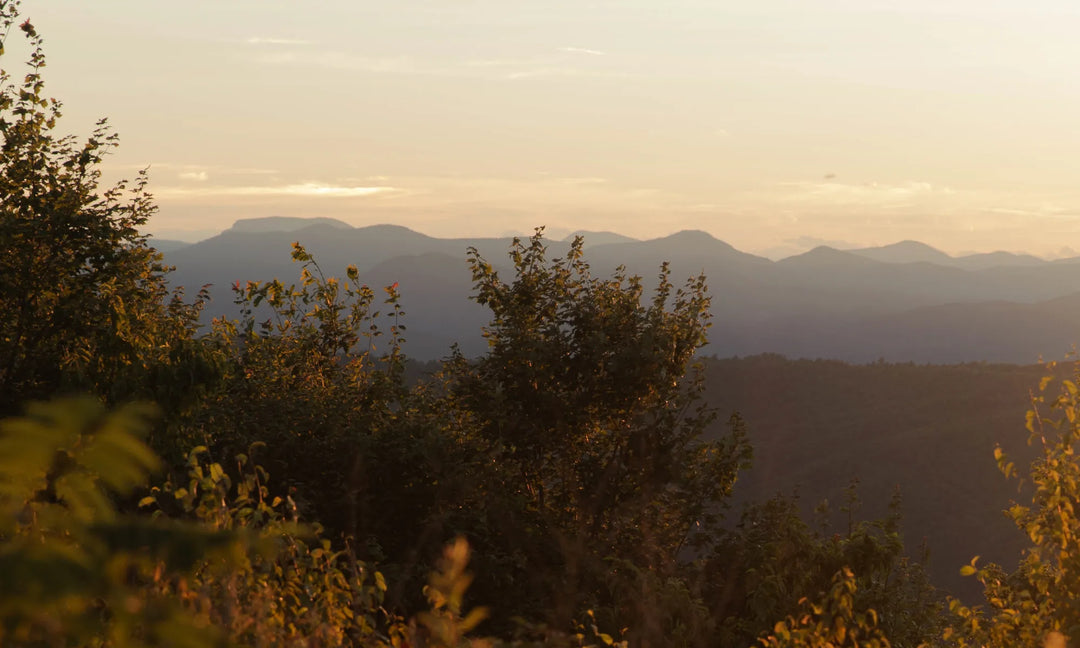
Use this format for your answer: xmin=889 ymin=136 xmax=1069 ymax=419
xmin=0 ymin=393 xmax=636 ymax=647
xmin=0 ymin=397 xmax=237 ymax=645
xmin=180 ymin=230 xmax=755 ymax=641
xmin=946 ymin=360 xmax=1080 ymax=647
xmin=188 ymin=242 xmax=411 ymax=539
xmin=757 ymin=568 xmax=894 ymax=648
xmin=0 ymin=394 xmax=445 ymax=647
xmin=703 ymin=491 xmax=943 ymax=647
xmin=0 ymin=2 xmax=210 ymax=417
xmin=440 ymin=230 xmax=753 ymax=635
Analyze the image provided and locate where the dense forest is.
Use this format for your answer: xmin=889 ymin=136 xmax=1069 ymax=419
xmin=5 ymin=3 xmax=1080 ymax=646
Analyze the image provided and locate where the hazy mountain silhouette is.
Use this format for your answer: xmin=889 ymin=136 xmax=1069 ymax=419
xmin=849 ymin=240 xmax=1050 ymax=270
xmin=361 ymin=251 xmax=491 ymax=359
xmin=563 ymin=230 xmax=638 ymax=246
xmin=148 ymin=238 xmax=192 ymax=253
xmin=226 ymin=216 xmax=355 ymax=233
xmin=849 ymin=240 xmax=954 ymax=265
xmin=163 ymin=219 xmax=1080 ymax=363
xmin=952 ymin=251 xmax=1046 ymax=270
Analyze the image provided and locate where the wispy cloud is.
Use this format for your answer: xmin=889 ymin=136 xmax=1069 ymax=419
xmin=775 ymin=180 xmax=950 ymax=206
xmin=464 ymin=57 xmax=549 ymax=68
xmin=270 ymin=183 xmax=392 ymax=197
xmin=114 ymin=163 xmax=279 ymax=176
xmin=247 ymin=50 xmax=634 ymax=81
xmin=556 ymin=177 xmax=608 ymax=185
xmin=178 ymin=170 xmax=208 ymax=182
xmin=980 ymin=204 xmax=1075 ymax=220
xmin=559 ymin=46 xmax=607 ymax=56
xmin=250 ymin=51 xmax=417 ymax=74
xmin=504 ymin=67 xmax=631 ymax=80
xmin=156 ymin=183 xmax=395 ymax=198
xmin=246 ymin=37 xmax=310 ymax=46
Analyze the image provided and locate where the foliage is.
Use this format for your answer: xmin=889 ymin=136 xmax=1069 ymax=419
xmin=141 ymin=441 xmax=398 ymax=646
xmin=757 ymin=568 xmax=894 ymax=648
xmin=0 ymin=397 xmax=235 ymax=646
xmin=945 ymin=360 xmax=1080 ymax=647
xmin=187 ymin=241 xmax=408 ymax=532
xmin=185 ymin=229 xmax=758 ymax=643
xmin=440 ymin=229 xmax=752 ymax=635
xmin=0 ymin=2 xmax=213 ymax=418
xmin=413 ymin=538 xmax=490 ymax=646
xmin=703 ymin=490 xmax=943 ymax=648
xmin=0 ymin=396 xmax=637 ymax=647
xmin=0 ymin=395 xmax=393 ymax=646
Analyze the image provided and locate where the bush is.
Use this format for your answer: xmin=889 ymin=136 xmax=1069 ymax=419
xmin=0 ymin=3 xmax=214 ymax=419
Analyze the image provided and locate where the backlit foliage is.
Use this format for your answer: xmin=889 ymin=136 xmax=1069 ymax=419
xmin=757 ymin=568 xmax=893 ymax=648
xmin=440 ymin=231 xmax=753 ymax=638
xmin=0 ymin=397 xmax=228 ymax=645
xmin=945 ymin=360 xmax=1080 ymax=647
xmin=0 ymin=2 xmax=212 ymax=419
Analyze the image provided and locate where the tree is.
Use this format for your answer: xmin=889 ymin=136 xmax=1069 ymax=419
xmin=0 ymin=395 xmax=471 ymax=648
xmin=190 ymin=242 xmax=410 ymax=538
xmin=0 ymin=2 xmax=208 ymax=417
xmin=0 ymin=396 xmax=234 ymax=646
xmin=946 ymin=360 xmax=1080 ymax=647
xmin=757 ymin=568 xmax=894 ymax=648
xmin=440 ymin=229 xmax=752 ymax=636
xmin=703 ymin=491 xmax=943 ymax=647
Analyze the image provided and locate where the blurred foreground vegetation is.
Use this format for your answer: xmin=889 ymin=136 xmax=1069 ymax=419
xmin=4 ymin=2 xmax=1080 ymax=646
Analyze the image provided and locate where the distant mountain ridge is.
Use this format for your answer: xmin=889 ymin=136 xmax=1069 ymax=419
xmin=160 ymin=218 xmax=1080 ymax=363
xmin=147 ymin=237 xmax=191 ymax=253
xmin=849 ymin=240 xmax=954 ymax=265
xmin=563 ymin=230 xmax=638 ymax=246
xmin=226 ymin=216 xmax=355 ymax=233
xmin=849 ymin=240 xmax=1051 ymax=270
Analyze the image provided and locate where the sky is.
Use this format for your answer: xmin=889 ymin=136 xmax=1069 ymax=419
xmin=13 ymin=0 xmax=1080 ymax=258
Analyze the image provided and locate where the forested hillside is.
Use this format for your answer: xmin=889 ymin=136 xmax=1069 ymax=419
xmin=6 ymin=3 xmax=1080 ymax=646
xmin=701 ymin=356 xmax=1047 ymax=598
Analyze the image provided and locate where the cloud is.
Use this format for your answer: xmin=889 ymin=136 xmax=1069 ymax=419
xmin=980 ymin=204 xmax=1076 ymax=220
xmin=156 ymin=183 xmax=395 ymax=198
xmin=114 ymin=163 xmax=279 ymax=176
xmin=249 ymin=50 xmax=419 ymax=74
xmin=775 ymin=180 xmax=950 ymax=207
xmin=248 ymin=50 xmax=634 ymax=81
xmin=178 ymin=170 xmax=208 ymax=182
xmin=504 ymin=67 xmax=631 ymax=80
xmin=559 ymin=47 xmax=607 ymax=56
xmin=464 ymin=57 xmax=549 ymax=68
xmin=246 ymin=37 xmax=310 ymax=46
xmin=556 ymin=177 xmax=608 ymax=185
xmin=267 ymin=183 xmax=392 ymax=197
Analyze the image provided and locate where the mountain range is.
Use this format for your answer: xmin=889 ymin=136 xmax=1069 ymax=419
xmin=159 ymin=218 xmax=1080 ymax=363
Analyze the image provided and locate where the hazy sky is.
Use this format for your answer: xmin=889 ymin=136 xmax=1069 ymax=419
xmin=16 ymin=1 xmax=1080 ymax=257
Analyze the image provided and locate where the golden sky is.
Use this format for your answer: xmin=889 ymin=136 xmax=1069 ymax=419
xmin=21 ymin=1 xmax=1080 ymax=258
